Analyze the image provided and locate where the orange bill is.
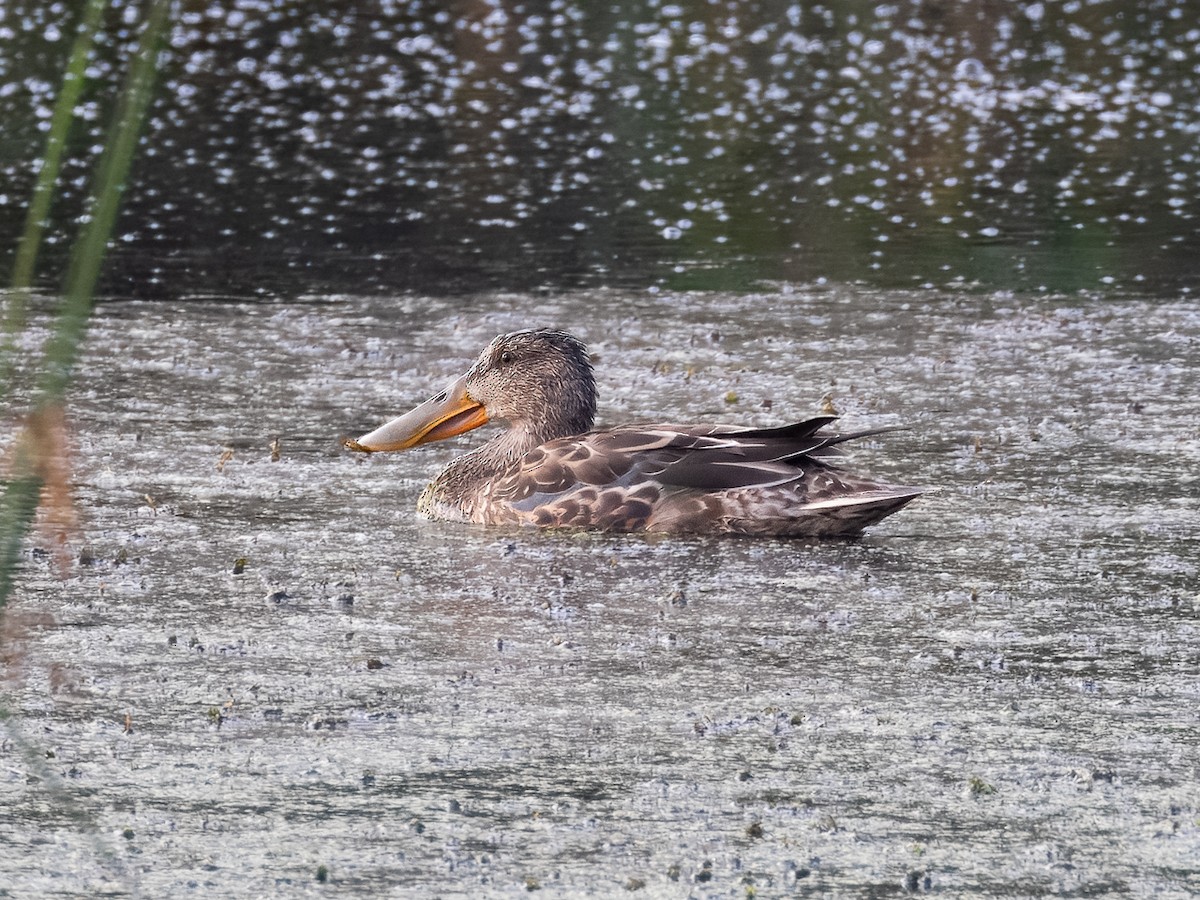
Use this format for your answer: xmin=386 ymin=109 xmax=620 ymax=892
xmin=344 ymin=375 xmax=489 ymax=453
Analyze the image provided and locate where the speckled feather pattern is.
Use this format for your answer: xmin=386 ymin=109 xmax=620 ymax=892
xmin=358 ymin=328 xmax=921 ymax=536
xmin=418 ymin=415 xmax=921 ymax=536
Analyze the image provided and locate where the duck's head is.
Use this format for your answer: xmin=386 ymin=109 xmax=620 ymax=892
xmin=345 ymin=329 xmax=596 ymax=453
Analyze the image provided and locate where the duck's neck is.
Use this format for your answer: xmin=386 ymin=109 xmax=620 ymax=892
xmin=419 ymin=422 xmax=549 ymax=520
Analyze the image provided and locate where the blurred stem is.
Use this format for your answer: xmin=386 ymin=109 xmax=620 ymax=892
xmin=2 ymin=0 xmax=173 ymax=614
xmin=8 ymin=0 xmax=108 ymax=293
xmin=0 ymin=8 xmax=173 ymax=887
xmin=1 ymin=0 xmax=108 ymax=402
xmin=37 ymin=0 xmax=173 ymax=405
xmin=0 ymin=697 xmax=124 ymax=868
xmin=0 ymin=459 xmax=41 ymax=604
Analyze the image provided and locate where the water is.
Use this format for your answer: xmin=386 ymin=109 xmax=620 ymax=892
xmin=2 ymin=289 xmax=1198 ymax=896
xmin=3 ymin=0 xmax=1200 ymax=895
xmin=0 ymin=1 xmax=1199 ymax=296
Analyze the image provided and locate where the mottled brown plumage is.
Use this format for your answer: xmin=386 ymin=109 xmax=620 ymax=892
xmin=345 ymin=329 xmax=922 ymax=536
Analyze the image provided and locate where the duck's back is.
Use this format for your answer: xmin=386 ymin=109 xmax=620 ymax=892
xmin=458 ymin=416 xmax=921 ymax=536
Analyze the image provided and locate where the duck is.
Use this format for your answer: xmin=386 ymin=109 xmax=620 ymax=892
xmin=344 ymin=329 xmax=922 ymax=536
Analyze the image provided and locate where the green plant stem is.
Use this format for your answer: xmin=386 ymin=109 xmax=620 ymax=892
xmin=8 ymin=0 xmax=108 ymax=294
xmin=0 ymin=701 xmax=124 ymax=872
xmin=1 ymin=0 xmax=108 ymax=404
xmin=2 ymin=0 xmax=173 ymax=609
xmin=0 ymin=470 xmax=41 ymax=604
xmin=37 ymin=0 xmax=173 ymax=405
xmin=0 ymin=8 xmax=174 ymax=890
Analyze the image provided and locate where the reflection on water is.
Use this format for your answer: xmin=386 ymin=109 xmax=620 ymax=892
xmin=1 ymin=0 xmax=1199 ymax=295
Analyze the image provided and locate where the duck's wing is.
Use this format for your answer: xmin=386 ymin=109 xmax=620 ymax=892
xmin=636 ymin=416 xmax=868 ymax=490
xmin=493 ymin=415 xmax=878 ymax=500
xmin=483 ymin=415 xmax=919 ymax=533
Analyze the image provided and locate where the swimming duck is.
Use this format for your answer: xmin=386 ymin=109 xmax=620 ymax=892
xmin=344 ymin=329 xmax=921 ymax=536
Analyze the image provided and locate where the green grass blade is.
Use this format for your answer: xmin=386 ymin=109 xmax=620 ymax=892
xmin=3 ymin=0 xmax=173 ymax=607
xmin=36 ymin=0 xmax=174 ymax=405
xmin=0 ymin=464 xmax=41 ymax=605
xmin=1 ymin=0 xmax=109 ymax=407
xmin=1 ymin=3 xmax=175 ymax=885
xmin=8 ymin=0 xmax=109 ymax=294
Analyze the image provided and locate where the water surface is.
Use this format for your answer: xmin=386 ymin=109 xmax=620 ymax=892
xmin=3 ymin=288 xmax=1198 ymax=896
xmin=3 ymin=0 xmax=1199 ymax=894
xmin=1 ymin=0 xmax=1199 ymax=295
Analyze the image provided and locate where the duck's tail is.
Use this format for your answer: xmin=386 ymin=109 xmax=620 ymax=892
xmin=798 ymin=487 xmax=924 ymax=536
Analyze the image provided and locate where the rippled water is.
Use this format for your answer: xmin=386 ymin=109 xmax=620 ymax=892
xmin=3 ymin=289 xmax=1198 ymax=896
xmin=1 ymin=0 xmax=1199 ymax=295
xmin=3 ymin=0 xmax=1200 ymax=895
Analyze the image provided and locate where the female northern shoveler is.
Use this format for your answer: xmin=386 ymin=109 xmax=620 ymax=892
xmin=344 ymin=329 xmax=921 ymax=536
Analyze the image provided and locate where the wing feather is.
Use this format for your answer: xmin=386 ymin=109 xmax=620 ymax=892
xmin=473 ymin=414 xmax=918 ymax=534
xmin=491 ymin=415 xmax=888 ymax=498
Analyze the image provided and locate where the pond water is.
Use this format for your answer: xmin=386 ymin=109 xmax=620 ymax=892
xmin=2 ymin=0 xmax=1200 ymax=897
xmin=3 ymin=288 xmax=1198 ymax=896
xmin=1 ymin=0 xmax=1199 ymax=296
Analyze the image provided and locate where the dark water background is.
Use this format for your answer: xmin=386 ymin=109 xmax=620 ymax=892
xmin=2 ymin=1 xmax=1200 ymax=897
xmin=2 ymin=0 xmax=1199 ymax=296
xmin=4 ymin=289 xmax=1199 ymax=896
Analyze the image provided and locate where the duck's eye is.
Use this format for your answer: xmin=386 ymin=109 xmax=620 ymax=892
xmin=500 ymin=350 xmax=513 ymax=364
